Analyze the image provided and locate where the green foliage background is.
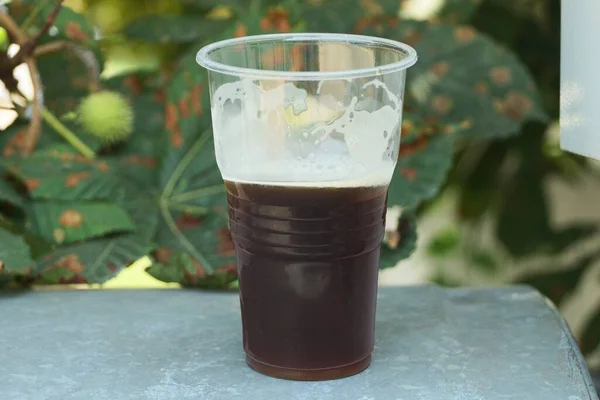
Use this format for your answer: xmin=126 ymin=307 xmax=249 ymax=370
xmin=0 ymin=0 xmax=597 ymax=366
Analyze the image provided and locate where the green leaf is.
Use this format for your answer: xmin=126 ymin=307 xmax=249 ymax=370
xmin=155 ymin=130 xmax=234 ymax=279
xmin=472 ymin=1 xmax=560 ymax=116
xmin=34 ymin=233 xmax=151 ymax=284
xmin=468 ymin=250 xmax=501 ymax=275
xmin=120 ymin=94 xmax=166 ymax=162
xmin=106 ymin=92 xmax=164 ymax=188
xmin=455 ymin=140 xmax=511 ymax=221
xmin=161 ymin=49 xmax=211 ymax=181
xmin=27 ymin=201 xmax=136 ymax=245
xmin=495 ymin=129 xmax=550 ymax=256
xmin=139 ymin=47 xmax=234 ymax=288
xmin=388 ymin=131 xmax=454 ymax=209
xmin=2 ymin=143 xmax=160 ymax=203
xmin=124 ymin=15 xmax=229 ymax=43
xmin=0 ymin=229 xmax=34 ymax=274
xmin=301 ymin=0 xmax=475 ymax=34
xmin=37 ymin=50 xmax=99 ymax=119
xmin=495 ymin=125 xmax=597 ymax=257
xmin=33 ymin=190 xmax=158 ymax=284
xmin=101 ymin=84 xmax=165 ymax=185
xmin=0 ymin=119 xmax=64 ymax=158
xmin=147 ymin=239 xmax=237 ymax=289
xmin=2 ymin=147 xmax=158 ymax=283
xmin=427 ymin=227 xmax=460 ymax=258
xmin=0 ymin=179 xmax=23 ymax=208
xmin=1 ymin=150 xmax=126 ymax=201
xmin=375 ymin=20 xmax=547 ymax=139
xmin=380 ymin=212 xmax=418 ymax=268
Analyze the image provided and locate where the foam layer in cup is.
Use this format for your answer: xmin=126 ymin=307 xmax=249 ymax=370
xmin=211 ymin=79 xmax=402 ymax=188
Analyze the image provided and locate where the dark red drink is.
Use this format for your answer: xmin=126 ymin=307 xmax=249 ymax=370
xmin=225 ymin=180 xmax=388 ymax=380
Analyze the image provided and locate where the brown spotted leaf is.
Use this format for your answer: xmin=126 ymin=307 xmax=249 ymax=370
xmin=379 ymin=212 xmax=418 ymax=269
xmin=2 ymin=145 xmax=159 ymax=284
xmin=300 ymin=0 xmax=475 ymax=34
xmin=31 ymin=191 xmax=158 ymax=285
xmin=27 ymin=202 xmax=136 ymax=245
xmin=1 ymin=149 xmax=126 ymax=201
xmin=0 ymin=119 xmax=69 ymax=158
xmin=147 ymin=234 xmax=238 ymax=290
xmin=146 ymin=49 xmax=235 ymax=288
xmin=372 ymin=20 xmax=548 ymax=139
xmin=388 ymin=123 xmax=455 ymax=209
xmin=34 ymin=233 xmax=151 ymax=284
xmin=153 ymin=128 xmax=234 ymax=282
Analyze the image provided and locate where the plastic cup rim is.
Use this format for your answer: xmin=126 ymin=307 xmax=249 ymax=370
xmin=196 ymin=32 xmax=418 ymax=81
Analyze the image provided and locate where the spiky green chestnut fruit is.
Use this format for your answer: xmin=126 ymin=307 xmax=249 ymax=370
xmin=77 ymin=91 xmax=134 ymax=143
xmin=0 ymin=27 xmax=8 ymax=52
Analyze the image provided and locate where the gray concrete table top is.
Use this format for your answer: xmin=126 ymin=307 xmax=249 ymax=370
xmin=0 ymin=285 xmax=597 ymax=400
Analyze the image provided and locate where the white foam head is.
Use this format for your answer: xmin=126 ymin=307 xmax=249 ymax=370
xmin=210 ymin=78 xmax=403 ymax=188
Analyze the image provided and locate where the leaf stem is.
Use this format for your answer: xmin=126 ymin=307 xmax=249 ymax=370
xmin=24 ymin=59 xmax=43 ymax=154
xmin=0 ymin=10 xmax=28 ymax=45
xmin=159 ymin=200 xmax=213 ymax=271
xmin=41 ymin=107 xmax=95 ymax=159
xmin=169 ymin=184 xmax=225 ymax=203
xmin=20 ymin=0 xmax=51 ymax=31
xmin=158 ymin=130 xmax=215 ymax=272
xmin=161 ymin=130 xmax=211 ymax=199
xmin=13 ymin=0 xmax=65 ymax=64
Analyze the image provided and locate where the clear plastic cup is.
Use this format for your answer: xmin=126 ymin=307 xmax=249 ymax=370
xmin=197 ymin=33 xmax=417 ymax=381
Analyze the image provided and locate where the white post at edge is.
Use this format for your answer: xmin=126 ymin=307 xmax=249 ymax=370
xmin=561 ymin=0 xmax=600 ymax=160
